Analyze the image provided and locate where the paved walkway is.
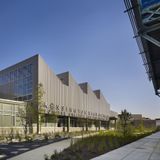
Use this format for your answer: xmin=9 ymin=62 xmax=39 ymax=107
xmin=92 ymin=131 xmax=160 ymax=160
xmin=0 ymin=138 xmax=69 ymax=160
xmin=0 ymin=132 xmax=98 ymax=160
xmin=7 ymin=138 xmax=71 ymax=160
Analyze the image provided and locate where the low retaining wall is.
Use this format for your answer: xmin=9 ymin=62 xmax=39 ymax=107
xmin=0 ymin=126 xmax=107 ymax=135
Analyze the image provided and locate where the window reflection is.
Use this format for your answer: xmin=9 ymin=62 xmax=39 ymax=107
xmin=0 ymin=64 xmax=33 ymax=101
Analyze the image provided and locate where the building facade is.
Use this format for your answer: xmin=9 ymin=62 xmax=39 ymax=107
xmin=131 ymin=114 xmax=156 ymax=129
xmin=0 ymin=98 xmax=25 ymax=134
xmin=0 ymin=55 xmax=117 ymax=133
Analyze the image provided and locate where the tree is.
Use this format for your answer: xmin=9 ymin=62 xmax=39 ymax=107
xmin=17 ymin=102 xmax=36 ymax=135
xmin=27 ymin=102 xmax=37 ymax=133
xmin=17 ymin=83 xmax=46 ymax=134
xmin=45 ymin=103 xmax=58 ymax=132
xmin=17 ymin=106 xmax=28 ymax=136
xmin=34 ymin=83 xmax=45 ymax=134
xmin=118 ymin=109 xmax=131 ymax=137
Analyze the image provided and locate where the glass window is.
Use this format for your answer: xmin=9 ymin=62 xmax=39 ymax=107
xmin=0 ymin=115 xmax=2 ymax=126
xmin=3 ymin=115 xmax=12 ymax=127
xmin=0 ymin=63 xmax=33 ymax=101
xmin=3 ymin=104 xmax=11 ymax=111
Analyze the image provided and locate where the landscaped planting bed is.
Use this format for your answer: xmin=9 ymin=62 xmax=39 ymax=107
xmin=45 ymin=131 xmax=156 ymax=160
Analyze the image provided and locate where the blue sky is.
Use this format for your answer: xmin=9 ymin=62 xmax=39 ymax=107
xmin=0 ymin=0 xmax=159 ymax=119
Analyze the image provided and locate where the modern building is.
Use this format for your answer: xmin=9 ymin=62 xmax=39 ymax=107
xmin=0 ymin=55 xmax=117 ymax=133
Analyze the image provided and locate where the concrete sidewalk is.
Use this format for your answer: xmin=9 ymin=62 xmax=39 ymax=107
xmin=8 ymin=138 xmax=71 ymax=160
xmin=92 ymin=131 xmax=160 ymax=160
xmin=3 ymin=132 xmax=98 ymax=160
xmin=6 ymin=133 xmax=95 ymax=160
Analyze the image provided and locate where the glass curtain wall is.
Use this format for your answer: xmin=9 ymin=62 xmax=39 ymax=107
xmin=0 ymin=64 xmax=33 ymax=101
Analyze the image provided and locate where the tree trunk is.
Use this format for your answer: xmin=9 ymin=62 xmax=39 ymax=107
xmin=37 ymin=113 xmax=39 ymax=134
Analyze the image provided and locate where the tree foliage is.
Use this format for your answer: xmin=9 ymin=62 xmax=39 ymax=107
xmin=118 ymin=109 xmax=131 ymax=137
xmin=34 ymin=83 xmax=45 ymax=113
xmin=34 ymin=83 xmax=45 ymax=133
xmin=18 ymin=83 xmax=58 ymax=134
xmin=17 ymin=102 xmax=36 ymax=135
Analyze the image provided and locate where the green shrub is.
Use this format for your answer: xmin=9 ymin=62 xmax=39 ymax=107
xmin=48 ymin=130 xmax=155 ymax=160
xmin=15 ymin=131 xmax=22 ymax=142
xmin=54 ymin=132 xmax=61 ymax=139
xmin=25 ymin=135 xmax=33 ymax=142
xmin=43 ymin=133 xmax=49 ymax=141
xmin=44 ymin=154 xmax=49 ymax=160
xmin=8 ymin=128 xmax=14 ymax=142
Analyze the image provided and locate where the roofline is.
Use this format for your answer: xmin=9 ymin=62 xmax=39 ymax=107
xmin=0 ymin=54 xmax=39 ymax=73
xmin=0 ymin=98 xmax=26 ymax=105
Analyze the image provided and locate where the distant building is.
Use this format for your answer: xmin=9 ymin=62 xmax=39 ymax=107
xmin=131 ymin=114 xmax=156 ymax=128
xmin=156 ymin=119 xmax=160 ymax=127
xmin=131 ymin=114 xmax=142 ymax=120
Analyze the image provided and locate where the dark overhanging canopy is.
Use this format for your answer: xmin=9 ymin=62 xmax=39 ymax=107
xmin=124 ymin=0 xmax=160 ymax=96
xmin=109 ymin=117 xmax=117 ymax=121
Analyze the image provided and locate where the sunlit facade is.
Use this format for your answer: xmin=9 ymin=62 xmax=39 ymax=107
xmin=0 ymin=55 xmax=117 ymax=133
xmin=0 ymin=98 xmax=25 ymax=127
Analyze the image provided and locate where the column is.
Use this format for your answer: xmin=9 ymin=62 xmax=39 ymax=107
xmin=99 ymin=120 xmax=101 ymax=131
xmin=86 ymin=118 xmax=88 ymax=131
xmin=67 ymin=116 xmax=70 ymax=132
